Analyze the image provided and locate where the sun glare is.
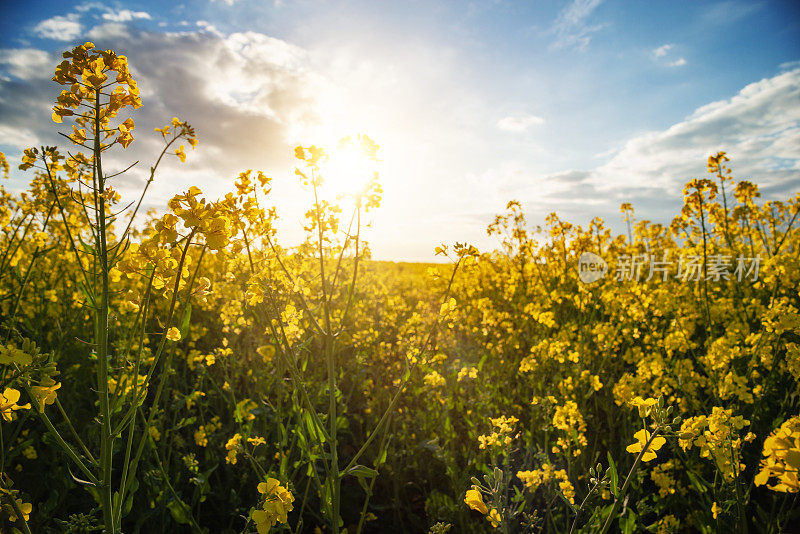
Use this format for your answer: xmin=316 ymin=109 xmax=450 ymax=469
xmin=317 ymin=135 xmax=380 ymax=200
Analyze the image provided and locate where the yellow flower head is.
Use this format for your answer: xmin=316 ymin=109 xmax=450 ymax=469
xmin=252 ymin=478 xmax=294 ymax=532
xmin=0 ymin=150 xmax=8 ymax=179
xmin=0 ymin=388 xmax=31 ymax=422
xmin=464 ymin=486 xmax=489 ymax=515
xmin=754 ymin=415 xmax=800 ymax=493
xmin=51 ymin=42 xmax=141 ymax=148
xmin=166 ymin=327 xmax=181 ymax=342
xmin=626 ymin=429 xmax=666 ymax=462
xmin=487 ymin=508 xmax=501 ymax=528
xmin=3 ymin=498 xmax=32 ymax=522
xmin=629 ymin=396 xmax=659 ymax=419
xmin=30 ymin=379 xmax=61 ymax=412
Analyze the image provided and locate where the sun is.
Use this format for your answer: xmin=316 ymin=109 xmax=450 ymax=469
xmin=317 ymin=135 xmax=381 ymax=200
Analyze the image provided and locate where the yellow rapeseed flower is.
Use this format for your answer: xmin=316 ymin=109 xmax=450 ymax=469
xmin=626 ymin=429 xmax=666 ymax=462
xmin=166 ymin=327 xmax=181 ymax=342
xmin=0 ymin=388 xmax=31 ymax=422
xmin=629 ymin=396 xmax=658 ymax=419
xmin=30 ymin=379 xmax=61 ymax=412
xmin=754 ymin=415 xmax=800 ymax=493
xmin=252 ymin=478 xmax=294 ymax=532
xmin=464 ymin=487 xmax=489 ymax=515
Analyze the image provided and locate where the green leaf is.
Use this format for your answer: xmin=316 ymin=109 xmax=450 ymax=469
xmin=167 ymin=499 xmax=191 ymax=525
xmin=303 ymin=411 xmax=326 ymax=443
xmin=377 ymin=447 xmax=388 ymax=466
xmin=686 ymin=470 xmax=708 ymax=493
xmin=343 ymin=464 xmax=378 ymax=494
xmin=179 ymin=302 xmax=192 ymax=333
xmin=621 ymin=510 xmax=636 ymax=534
xmin=343 ymin=464 xmax=378 ymax=479
xmin=607 ymin=452 xmax=619 ymax=498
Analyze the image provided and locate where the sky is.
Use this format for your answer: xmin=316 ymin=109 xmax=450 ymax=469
xmin=0 ymin=0 xmax=798 ymax=261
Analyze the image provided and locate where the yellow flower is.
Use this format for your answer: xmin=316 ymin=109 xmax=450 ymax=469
xmin=194 ymin=428 xmax=208 ymax=447
xmin=754 ymin=415 xmax=800 ymax=493
xmin=712 ymin=501 xmax=721 ymax=519
xmin=629 ymin=396 xmax=658 ymax=419
xmin=626 ymin=429 xmax=666 ymax=462
xmin=0 ymin=150 xmax=8 ymax=179
xmin=4 ymin=498 xmax=32 ymax=522
xmin=487 ymin=508 xmax=501 ymax=528
xmin=424 ymin=371 xmax=445 ymax=388
xmin=166 ymin=327 xmax=181 ymax=341
xmin=175 ymin=145 xmax=186 ymax=163
xmin=235 ymin=398 xmax=257 ymax=422
xmin=252 ymin=478 xmax=294 ymax=532
xmin=478 ymin=415 xmax=519 ymax=449
xmin=225 ymin=433 xmax=242 ymax=464
xmin=457 ymin=367 xmax=478 ymax=381
xmin=256 ymin=345 xmax=275 ymax=362
xmin=464 ymin=487 xmax=489 ymax=515
xmin=0 ymin=388 xmax=30 ymax=422
xmin=518 ymin=464 xmax=575 ymax=504
xmin=30 ymin=379 xmax=61 ymax=412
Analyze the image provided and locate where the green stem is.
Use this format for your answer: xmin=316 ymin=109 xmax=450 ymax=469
xmin=94 ymin=86 xmax=116 ymax=534
xmin=599 ymin=425 xmax=663 ymax=534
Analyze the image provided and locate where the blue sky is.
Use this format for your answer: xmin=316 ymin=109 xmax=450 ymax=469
xmin=1 ymin=1 xmax=798 ymax=260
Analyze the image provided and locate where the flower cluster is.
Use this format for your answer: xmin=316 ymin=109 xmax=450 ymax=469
xmin=517 ymin=463 xmax=576 ymax=504
xmin=478 ymin=415 xmax=518 ymax=450
xmin=679 ymin=407 xmax=751 ymax=480
xmin=51 ymin=42 xmax=141 ymax=149
xmin=754 ymin=415 xmax=800 ymax=492
xmin=251 ymin=478 xmax=294 ymax=532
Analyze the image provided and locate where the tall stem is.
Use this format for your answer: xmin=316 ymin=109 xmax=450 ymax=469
xmin=312 ymin=175 xmax=340 ymax=532
xmin=94 ymin=87 xmax=116 ymax=533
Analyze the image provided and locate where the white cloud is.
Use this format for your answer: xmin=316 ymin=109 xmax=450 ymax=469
xmin=0 ymin=124 xmax=38 ymax=149
xmin=652 ymin=44 xmax=673 ymax=58
xmin=652 ymin=43 xmax=687 ymax=67
xmin=0 ymin=49 xmax=52 ymax=79
xmin=87 ymin=23 xmax=131 ymax=40
xmin=196 ymin=21 xmax=224 ymax=38
xmin=497 ymin=114 xmax=545 ymax=132
xmin=779 ymin=60 xmax=800 ymax=71
xmin=75 ymin=2 xmax=106 ymax=12
xmin=551 ymin=0 xmax=605 ymax=51
xmin=33 ymin=14 xmax=82 ymax=41
xmin=200 ymin=31 xmax=320 ymax=119
xmin=509 ymin=66 xmax=800 ymax=233
xmin=0 ymin=28 xmax=327 ymax=217
xmin=591 ymin=67 xmax=800 ymax=194
xmin=101 ymin=9 xmax=151 ymax=22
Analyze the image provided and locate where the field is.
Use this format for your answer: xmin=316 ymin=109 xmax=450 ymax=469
xmin=0 ymin=42 xmax=799 ymax=534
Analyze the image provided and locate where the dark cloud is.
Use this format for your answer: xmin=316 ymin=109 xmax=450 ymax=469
xmin=0 ymin=23 xmax=325 ymax=214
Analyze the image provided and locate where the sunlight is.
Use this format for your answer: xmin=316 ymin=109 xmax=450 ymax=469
xmin=317 ymin=135 xmax=381 ymax=200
